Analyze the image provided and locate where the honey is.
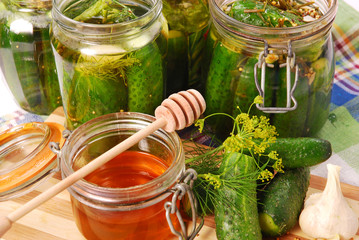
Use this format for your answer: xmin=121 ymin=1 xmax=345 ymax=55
xmin=84 ymin=151 xmax=169 ymax=188
xmin=59 ymin=112 xmax=186 ymax=240
xmin=71 ymin=151 xmax=178 ymax=240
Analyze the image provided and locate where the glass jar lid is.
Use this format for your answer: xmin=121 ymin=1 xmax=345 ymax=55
xmin=0 ymin=122 xmax=65 ymax=201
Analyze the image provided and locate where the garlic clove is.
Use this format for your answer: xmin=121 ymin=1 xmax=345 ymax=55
xmin=299 ymin=164 xmax=359 ymax=240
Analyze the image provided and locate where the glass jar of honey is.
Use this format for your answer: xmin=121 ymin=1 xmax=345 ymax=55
xmin=58 ymin=112 xmax=199 ymax=240
xmin=0 ymin=0 xmax=62 ymax=115
xmin=51 ymin=0 xmax=168 ymax=130
xmin=203 ymin=0 xmax=337 ymax=139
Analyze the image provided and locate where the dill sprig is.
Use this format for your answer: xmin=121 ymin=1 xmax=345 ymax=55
xmin=185 ymin=96 xmax=284 ymax=216
xmin=76 ymin=54 xmax=140 ymax=84
xmin=64 ymin=0 xmax=137 ymax=23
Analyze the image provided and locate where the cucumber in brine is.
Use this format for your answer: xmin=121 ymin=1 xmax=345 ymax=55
xmin=65 ymin=54 xmax=129 ymax=129
xmin=226 ymin=0 xmax=305 ymax=27
xmin=305 ymin=57 xmax=334 ymax=136
xmin=232 ymin=56 xmax=272 ymax=119
xmin=7 ymin=19 xmax=42 ymax=110
xmin=271 ymin=62 xmax=309 ymax=137
xmin=166 ymin=30 xmax=188 ymax=96
xmin=204 ymin=42 xmax=243 ymax=138
xmin=38 ymin=27 xmax=62 ymax=110
xmin=188 ymin=26 xmax=208 ymax=91
xmin=2 ymin=6 xmax=61 ymax=115
xmin=127 ymin=41 xmax=164 ymax=114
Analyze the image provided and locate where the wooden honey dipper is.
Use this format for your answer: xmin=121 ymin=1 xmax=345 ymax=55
xmin=0 ymin=89 xmax=206 ymax=237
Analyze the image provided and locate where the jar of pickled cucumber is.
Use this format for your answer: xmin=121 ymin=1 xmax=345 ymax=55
xmin=203 ymin=0 xmax=337 ymax=138
xmin=0 ymin=0 xmax=62 ymax=115
xmin=56 ymin=112 xmax=201 ymax=240
xmin=51 ymin=0 xmax=168 ymax=130
xmin=162 ymin=0 xmax=210 ymax=95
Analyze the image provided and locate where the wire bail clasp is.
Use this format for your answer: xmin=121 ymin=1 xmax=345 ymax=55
xmin=49 ymin=129 xmax=72 ymax=170
xmin=254 ymin=40 xmax=299 ymax=113
xmin=165 ymin=168 xmax=204 ymax=240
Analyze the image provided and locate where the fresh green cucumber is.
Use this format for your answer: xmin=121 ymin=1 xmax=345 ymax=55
xmin=261 ymin=137 xmax=332 ymax=169
xmin=215 ymin=152 xmax=262 ymax=240
xmin=258 ymin=167 xmax=310 ymax=237
xmin=127 ymin=41 xmax=164 ymax=114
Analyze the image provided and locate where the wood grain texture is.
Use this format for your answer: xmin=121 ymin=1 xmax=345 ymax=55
xmin=2 ymin=107 xmax=358 ymax=240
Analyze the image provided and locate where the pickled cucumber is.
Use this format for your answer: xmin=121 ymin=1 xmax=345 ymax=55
xmin=227 ymin=0 xmax=305 ymax=27
xmin=127 ymin=42 xmax=164 ymax=114
xmin=0 ymin=3 xmax=61 ymax=115
xmin=52 ymin=0 xmax=166 ymax=129
xmin=202 ymin=0 xmax=332 ymax=139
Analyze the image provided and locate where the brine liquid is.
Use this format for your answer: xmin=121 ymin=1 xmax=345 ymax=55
xmin=71 ymin=151 xmax=179 ymax=240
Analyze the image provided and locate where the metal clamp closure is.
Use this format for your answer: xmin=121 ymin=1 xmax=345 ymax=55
xmin=165 ymin=169 xmax=204 ymax=240
xmin=254 ymin=40 xmax=299 ymax=113
xmin=49 ymin=129 xmax=72 ymax=170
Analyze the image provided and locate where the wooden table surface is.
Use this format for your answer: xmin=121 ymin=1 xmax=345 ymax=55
xmin=1 ymin=107 xmax=359 ymax=240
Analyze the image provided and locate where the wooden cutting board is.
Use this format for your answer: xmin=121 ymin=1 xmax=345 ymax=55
xmin=1 ymin=107 xmax=359 ymax=240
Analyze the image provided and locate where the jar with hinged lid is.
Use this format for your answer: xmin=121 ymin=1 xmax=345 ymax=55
xmin=202 ymin=0 xmax=337 ymax=139
xmin=0 ymin=0 xmax=62 ymax=115
xmin=54 ymin=112 xmax=202 ymax=240
xmin=50 ymin=0 xmax=168 ymax=130
xmin=0 ymin=122 xmax=65 ymax=201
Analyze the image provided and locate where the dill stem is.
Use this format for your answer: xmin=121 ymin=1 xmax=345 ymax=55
xmin=294 ymin=1 xmax=315 ymax=9
xmin=185 ymin=145 xmax=225 ymax=164
xmin=244 ymin=9 xmax=265 ymax=13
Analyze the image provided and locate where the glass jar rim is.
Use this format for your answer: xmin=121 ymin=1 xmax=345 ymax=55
xmin=60 ymin=112 xmax=185 ymax=208
xmin=209 ymin=0 xmax=338 ymax=41
xmin=7 ymin=0 xmax=52 ymax=9
xmin=0 ymin=122 xmax=65 ymax=201
xmin=51 ymin=0 xmax=163 ymax=36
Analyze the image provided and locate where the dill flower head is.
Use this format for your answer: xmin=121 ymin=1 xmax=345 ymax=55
xmin=254 ymin=95 xmax=264 ymax=104
xmin=194 ymin=119 xmax=205 ymax=133
xmin=202 ymin=173 xmax=221 ymax=189
xmin=223 ymin=111 xmax=278 ymax=155
xmin=269 ymin=151 xmax=284 ymax=173
xmin=258 ymin=169 xmax=274 ymax=182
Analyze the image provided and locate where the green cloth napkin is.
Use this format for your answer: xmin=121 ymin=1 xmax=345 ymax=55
xmin=312 ymin=0 xmax=359 ymax=186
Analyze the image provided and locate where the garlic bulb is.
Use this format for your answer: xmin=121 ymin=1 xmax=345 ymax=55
xmin=299 ymin=164 xmax=358 ymax=240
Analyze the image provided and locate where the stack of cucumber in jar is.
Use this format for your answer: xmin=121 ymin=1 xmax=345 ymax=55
xmin=162 ymin=0 xmax=209 ymax=95
xmin=0 ymin=0 xmax=62 ymax=115
xmin=203 ymin=0 xmax=335 ymax=139
xmin=51 ymin=0 xmax=168 ymax=129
